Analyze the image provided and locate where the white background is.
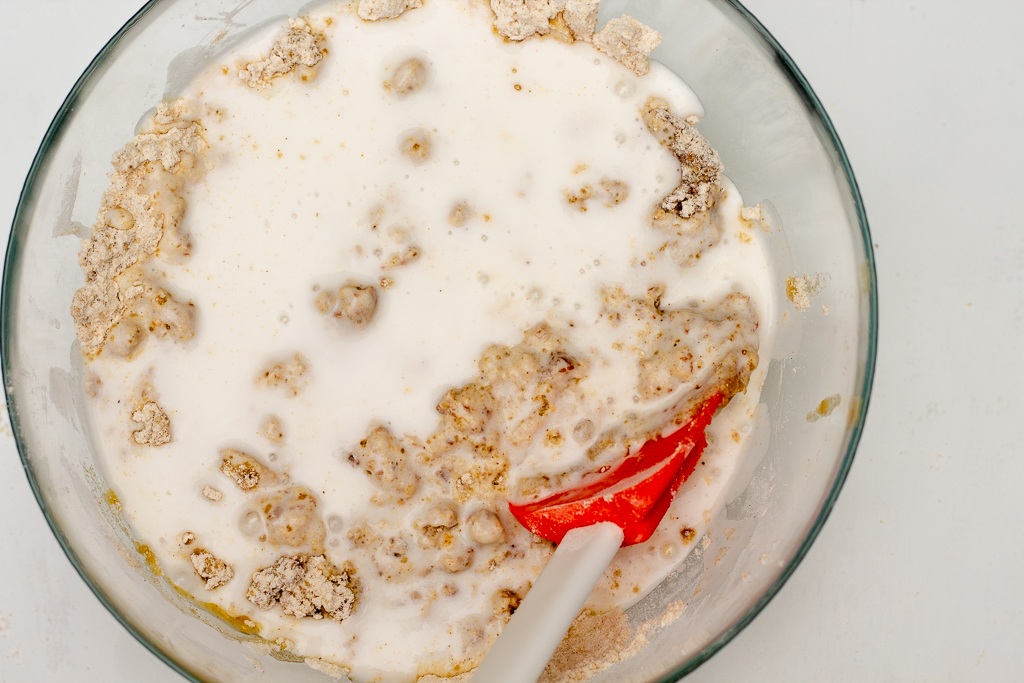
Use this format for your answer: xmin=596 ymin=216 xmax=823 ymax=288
xmin=1 ymin=0 xmax=1022 ymax=681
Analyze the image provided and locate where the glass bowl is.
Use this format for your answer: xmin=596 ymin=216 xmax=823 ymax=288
xmin=1 ymin=0 xmax=876 ymax=681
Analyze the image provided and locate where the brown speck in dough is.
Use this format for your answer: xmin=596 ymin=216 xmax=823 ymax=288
xmin=680 ymin=527 xmax=696 ymax=544
xmin=492 ymin=587 xmax=525 ymax=621
xmin=544 ymin=429 xmax=564 ymax=446
xmin=593 ymin=15 xmax=662 ymax=76
xmin=399 ymin=128 xmax=433 ymax=164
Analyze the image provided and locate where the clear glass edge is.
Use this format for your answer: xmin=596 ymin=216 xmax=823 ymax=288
xmin=0 ymin=3 xmax=215 ymax=681
xmin=0 ymin=1 xmax=878 ymax=681
xmin=653 ymin=0 xmax=879 ymax=680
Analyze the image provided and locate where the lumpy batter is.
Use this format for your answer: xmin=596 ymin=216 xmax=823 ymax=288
xmin=73 ymin=1 xmax=778 ymax=680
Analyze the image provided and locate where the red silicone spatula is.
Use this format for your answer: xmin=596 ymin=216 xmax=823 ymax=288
xmin=470 ymin=394 xmax=723 ymax=683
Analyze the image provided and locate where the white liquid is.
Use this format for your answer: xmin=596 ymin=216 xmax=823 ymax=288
xmin=84 ymin=3 xmax=780 ymax=680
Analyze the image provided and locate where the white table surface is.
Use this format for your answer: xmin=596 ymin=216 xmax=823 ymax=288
xmin=2 ymin=0 xmax=1021 ymax=681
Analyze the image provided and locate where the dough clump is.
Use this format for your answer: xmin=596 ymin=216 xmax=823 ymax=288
xmin=490 ymin=0 xmax=564 ymax=41
xmin=71 ymin=100 xmax=205 ymax=356
xmin=190 ymin=547 xmax=234 ymax=589
xmin=641 ymin=97 xmax=726 ymax=266
xmin=593 ymin=15 xmax=662 ymax=76
xmin=239 ymin=19 xmax=324 ymax=90
xmin=563 ymin=0 xmax=600 ymax=41
xmin=358 ymin=0 xmax=422 ymax=21
xmin=247 ymin=554 xmax=357 ymax=622
xmin=131 ymin=401 xmax=171 ymax=446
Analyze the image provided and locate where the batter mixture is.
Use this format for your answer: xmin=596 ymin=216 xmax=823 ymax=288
xmin=71 ymin=1 xmax=777 ymax=680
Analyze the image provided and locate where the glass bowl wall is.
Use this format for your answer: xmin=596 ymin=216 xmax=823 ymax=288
xmin=2 ymin=0 xmax=875 ymax=681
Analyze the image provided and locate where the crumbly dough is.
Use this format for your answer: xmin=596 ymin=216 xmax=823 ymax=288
xmin=639 ymin=97 xmax=726 ymax=266
xmin=600 ymin=285 xmax=759 ymax=403
xmin=256 ymin=353 xmax=310 ymax=396
xmin=593 ymin=15 xmax=662 ymax=76
xmin=239 ymin=19 xmax=324 ymax=91
xmin=358 ymin=0 xmax=422 ymax=21
xmin=740 ymin=203 xmax=771 ymax=231
xmin=190 ymin=547 xmax=234 ymax=589
xmin=538 ymin=609 xmax=632 ymax=683
xmin=220 ymin=448 xmax=281 ymax=491
xmin=246 ymin=554 xmax=357 ymax=622
xmin=490 ymin=0 xmax=566 ymax=42
xmin=316 ymin=283 xmax=379 ymax=326
xmin=786 ymin=273 xmax=825 ymax=311
xmin=71 ymin=100 xmax=205 ymax=356
xmin=131 ymin=401 xmax=171 ymax=446
xmin=642 ymin=97 xmax=723 ymax=218
xmin=348 ymin=425 xmax=421 ymax=503
xmin=201 ymin=486 xmax=223 ymax=501
xmin=563 ymin=0 xmax=600 ymax=41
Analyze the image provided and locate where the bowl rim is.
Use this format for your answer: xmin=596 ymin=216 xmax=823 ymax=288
xmin=1 ymin=0 xmax=877 ymax=681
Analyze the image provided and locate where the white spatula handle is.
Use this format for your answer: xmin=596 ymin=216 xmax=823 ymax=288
xmin=470 ymin=522 xmax=624 ymax=683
